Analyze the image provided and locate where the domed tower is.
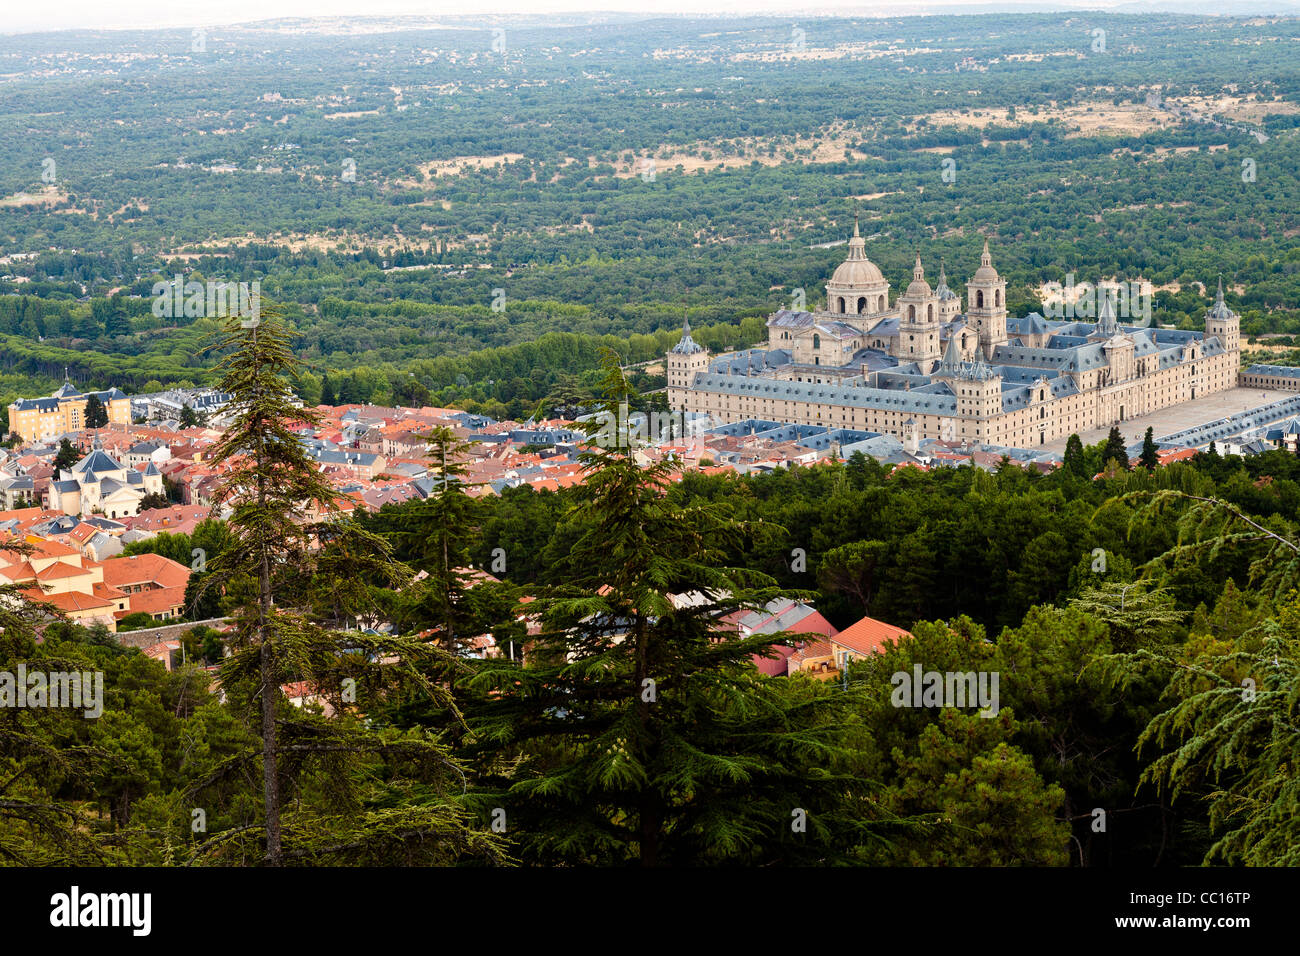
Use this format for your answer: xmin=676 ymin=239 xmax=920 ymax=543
xmin=825 ymin=215 xmax=891 ymax=321
xmin=965 ymin=240 xmax=1007 ymax=359
xmin=1205 ymin=277 xmax=1240 ymax=354
xmin=666 ymin=313 xmax=709 ymax=409
xmin=935 ymin=260 xmax=962 ymax=323
xmin=896 ymin=254 xmax=942 ymax=372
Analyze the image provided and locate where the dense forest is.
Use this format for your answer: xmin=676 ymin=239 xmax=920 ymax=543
xmin=1 ymin=13 xmax=1299 ymax=418
xmin=4 ymin=322 xmax=1298 ymax=866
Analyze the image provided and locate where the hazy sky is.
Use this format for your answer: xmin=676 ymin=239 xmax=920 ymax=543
xmin=8 ymin=1 xmax=1127 ymax=36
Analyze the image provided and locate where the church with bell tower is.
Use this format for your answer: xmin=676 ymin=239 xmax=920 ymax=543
xmin=665 ymin=220 xmax=1243 ymax=450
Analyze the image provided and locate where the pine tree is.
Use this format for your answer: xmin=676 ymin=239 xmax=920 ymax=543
xmin=1102 ymin=592 xmax=1300 ymax=865
xmin=456 ymin=350 xmax=877 ymax=865
xmin=1063 ymin=433 xmax=1088 ymax=477
xmin=319 ymin=376 xmax=336 ymax=407
xmin=199 ymin=306 xmax=506 ymax=866
xmin=1139 ymin=426 xmax=1159 ymax=470
xmin=387 ymin=425 xmax=482 ymax=656
xmin=53 ymin=438 xmax=80 ymax=472
xmin=104 ymin=301 xmax=131 ymax=338
xmin=1102 ymin=426 xmax=1130 ymax=472
xmin=84 ymin=394 xmax=108 ymax=429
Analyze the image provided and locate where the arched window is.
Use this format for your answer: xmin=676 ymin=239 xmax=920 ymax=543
xmin=837 ymin=297 xmax=846 ymax=313
xmin=878 ymin=295 xmax=886 ymax=312
xmin=928 ymin=304 xmax=934 ymax=321
xmin=976 ymin=290 xmax=985 ymax=308
xmin=961 ymin=334 xmax=967 ymax=349
xmin=813 ymin=333 xmax=821 ymax=350
xmin=908 ymin=305 xmax=916 ymax=321
xmin=857 ymin=296 xmax=868 ymax=314
xmin=995 ymin=289 xmax=1002 ymax=308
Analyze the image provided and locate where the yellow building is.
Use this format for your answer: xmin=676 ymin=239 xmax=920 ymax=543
xmin=7 ymin=381 xmax=131 ymax=443
xmin=0 ymin=536 xmax=122 ymax=632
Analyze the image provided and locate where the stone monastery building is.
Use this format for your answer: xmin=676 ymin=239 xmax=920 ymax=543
xmin=666 ymin=222 xmax=1241 ymax=448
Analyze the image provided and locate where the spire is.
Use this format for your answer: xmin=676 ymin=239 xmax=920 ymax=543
xmin=971 ymin=238 xmax=999 ymax=283
xmin=1208 ymin=275 xmax=1236 ymax=322
xmin=846 ymin=214 xmax=866 ymax=261
xmin=1095 ymin=287 xmax=1119 ymax=336
xmin=938 ymin=260 xmax=947 ymax=287
xmin=913 ymin=253 xmax=924 ymax=282
xmin=670 ymin=309 xmax=704 ymax=355
xmin=937 ymin=332 xmax=962 ymax=375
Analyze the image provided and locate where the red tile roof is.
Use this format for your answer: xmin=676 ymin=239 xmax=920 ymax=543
xmin=100 ymin=553 xmax=190 ymax=590
xmin=832 ymin=615 xmax=911 ymax=657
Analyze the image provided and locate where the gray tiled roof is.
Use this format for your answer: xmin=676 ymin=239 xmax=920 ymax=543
xmin=1245 ymin=364 xmax=1300 ymax=378
xmin=72 ymin=449 xmax=123 ymax=475
xmin=991 ymin=342 xmax=1108 ymax=372
xmin=691 ymin=373 xmax=958 ymax=415
xmin=767 ymin=309 xmax=816 ymax=329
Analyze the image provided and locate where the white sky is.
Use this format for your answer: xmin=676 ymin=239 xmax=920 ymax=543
xmin=7 ymin=1 xmax=1129 ymax=36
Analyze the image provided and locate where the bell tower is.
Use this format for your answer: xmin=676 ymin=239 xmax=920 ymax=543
xmin=666 ymin=313 xmax=710 ymax=409
xmin=1205 ymin=277 xmax=1240 ymax=354
xmin=897 ymin=254 xmax=942 ymax=372
xmin=966 ymin=240 xmax=1007 ymax=359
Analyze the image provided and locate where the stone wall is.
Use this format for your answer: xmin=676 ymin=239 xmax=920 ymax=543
xmin=116 ymin=617 xmax=229 ymax=649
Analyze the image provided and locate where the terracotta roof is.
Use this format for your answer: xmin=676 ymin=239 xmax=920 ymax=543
xmin=124 ymin=586 xmax=187 ymax=618
xmin=100 ymin=553 xmax=190 ymax=590
xmin=788 ymin=639 xmax=835 ymax=665
xmin=23 ymin=588 xmax=115 ymax=613
xmin=0 ymin=561 xmax=37 ymax=583
xmin=24 ymin=536 xmax=81 ymax=558
xmin=832 ymin=615 xmax=911 ymax=657
xmin=35 ymin=561 xmax=90 ymax=581
xmin=93 ymin=581 xmax=127 ymax=601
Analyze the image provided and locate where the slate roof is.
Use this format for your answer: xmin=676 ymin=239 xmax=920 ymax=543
xmin=991 ymin=342 xmax=1109 ymax=372
xmin=691 ymin=374 xmax=958 ymax=415
xmin=72 ymin=449 xmax=123 ymax=475
xmin=1246 ymin=364 xmax=1300 ymax=379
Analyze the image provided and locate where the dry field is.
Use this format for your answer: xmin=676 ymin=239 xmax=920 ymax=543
xmin=924 ymin=101 xmax=1172 ymax=137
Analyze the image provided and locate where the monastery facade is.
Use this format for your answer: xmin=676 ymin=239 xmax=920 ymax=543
xmin=667 ymin=225 xmax=1241 ymax=448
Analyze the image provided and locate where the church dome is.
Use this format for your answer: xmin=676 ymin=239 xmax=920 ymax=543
xmin=830 ymin=257 xmax=885 ymax=287
xmin=904 ymin=254 xmax=931 ymax=297
xmin=827 ymin=217 xmax=886 ymax=288
xmin=972 ymin=240 xmax=999 ymax=282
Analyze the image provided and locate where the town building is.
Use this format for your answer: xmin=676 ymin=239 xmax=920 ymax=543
xmin=45 ymin=440 xmax=165 ymax=519
xmin=8 ymin=381 xmax=131 ymax=442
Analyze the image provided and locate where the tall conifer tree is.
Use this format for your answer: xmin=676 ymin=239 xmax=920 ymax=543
xmin=458 ymin=350 xmax=878 ymax=865
xmin=199 ymin=307 xmax=505 ymax=866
